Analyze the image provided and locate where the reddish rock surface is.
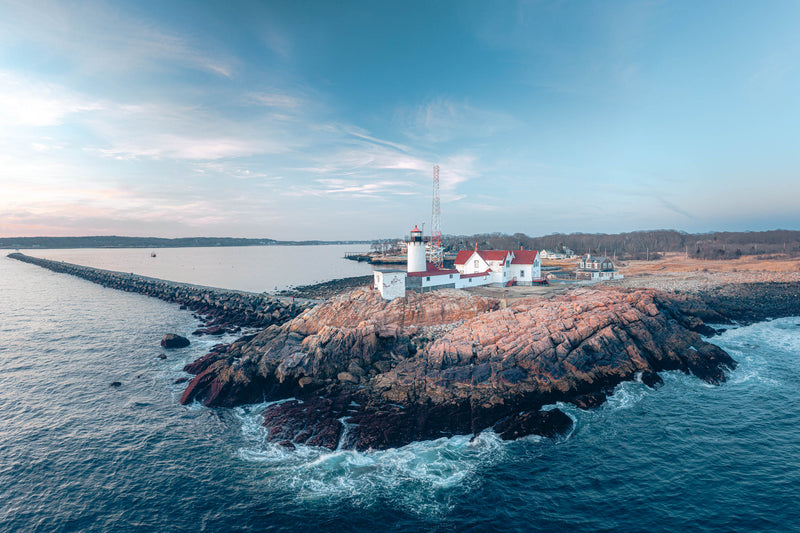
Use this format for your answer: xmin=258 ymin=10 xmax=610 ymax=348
xmin=179 ymin=287 xmax=737 ymax=450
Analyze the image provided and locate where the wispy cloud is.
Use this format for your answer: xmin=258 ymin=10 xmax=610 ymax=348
xmin=91 ymin=135 xmax=274 ymax=161
xmin=396 ymin=97 xmax=522 ymax=144
xmin=0 ymin=0 xmax=235 ymax=78
xmin=192 ymin=162 xmax=275 ymax=180
xmin=657 ymin=196 xmax=693 ymax=220
xmin=315 ymin=178 xmax=418 ymax=197
xmin=249 ymin=92 xmax=304 ymax=109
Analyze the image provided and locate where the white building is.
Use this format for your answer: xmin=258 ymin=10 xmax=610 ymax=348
xmin=540 ymin=247 xmax=575 ymax=260
xmin=453 ymin=248 xmax=542 ymax=286
xmin=372 ymin=269 xmax=406 ymax=300
xmin=374 ymin=227 xmax=545 ymax=299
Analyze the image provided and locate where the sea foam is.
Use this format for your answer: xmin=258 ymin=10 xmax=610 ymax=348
xmin=232 ymin=403 xmax=510 ymax=516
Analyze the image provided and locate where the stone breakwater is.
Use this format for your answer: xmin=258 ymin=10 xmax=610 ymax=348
xmin=180 ymin=287 xmax=744 ymax=451
xmin=7 ymin=253 xmax=309 ymax=334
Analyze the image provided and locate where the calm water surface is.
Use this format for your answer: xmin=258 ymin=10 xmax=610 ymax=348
xmin=25 ymin=245 xmax=373 ymax=292
xmin=1 ymin=253 xmax=800 ymax=532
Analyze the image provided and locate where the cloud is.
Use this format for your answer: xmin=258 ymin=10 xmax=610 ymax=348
xmin=192 ymin=162 xmax=277 ymax=181
xmin=249 ymin=92 xmax=303 ymax=109
xmin=67 ymin=96 xmax=298 ymax=161
xmin=656 ymin=196 xmax=693 ymax=220
xmin=91 ymin=135 xmax=274 ymax=161
xmin=0 ymin=73 xmax=105 ymax=127
xmin=293 ymin=128 xmax=430 ymax=177
xmin=315 ymin=178 xmax=418 ymax=197
xmin=396 ymin=97 xmax=522 ymax=144
xmin=437 ymin=154 xmax=478 ymax=192
xmin=0 ymin=73 xmax=290 ymax=164
xmin=0 ymin=0 xmax=235 ymax=78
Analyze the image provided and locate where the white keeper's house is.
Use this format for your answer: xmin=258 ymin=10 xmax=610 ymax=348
xmin=373 ymin=225 xmax=545 ymax=300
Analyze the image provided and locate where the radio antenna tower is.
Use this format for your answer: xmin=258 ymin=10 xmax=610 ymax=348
xmin=430 ymin=164 xmax=443 ymax=268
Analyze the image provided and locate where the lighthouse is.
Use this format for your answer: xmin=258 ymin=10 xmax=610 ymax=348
xmin=407 ymin=225 xmax=427 ymax=273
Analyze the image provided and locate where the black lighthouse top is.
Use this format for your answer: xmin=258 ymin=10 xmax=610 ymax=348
xmin=410 ymin=225 xmax=423 ymax=243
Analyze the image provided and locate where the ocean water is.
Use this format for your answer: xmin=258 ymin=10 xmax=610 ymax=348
xmin=2 ymin=253 xmax=800 ymax=532
xmin=23 ymin=245 xmax=373 ymax=293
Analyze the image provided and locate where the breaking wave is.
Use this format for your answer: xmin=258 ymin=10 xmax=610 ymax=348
xmin=233 ymin=403 xmax=509 ymax=517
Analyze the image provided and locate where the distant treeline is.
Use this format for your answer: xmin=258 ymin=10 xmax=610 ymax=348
xmin=0 ymin=236 xmax=369 ymax=249
xmin=439 ymin=229 xmax=800 ymax=260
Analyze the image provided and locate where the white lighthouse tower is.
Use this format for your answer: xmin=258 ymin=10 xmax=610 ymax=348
xmin=407 ymin=225 xmax=427 ymax=273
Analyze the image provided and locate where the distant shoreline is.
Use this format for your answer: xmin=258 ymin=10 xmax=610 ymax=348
xmin=0 ymin=236 xmax=370 ymax=249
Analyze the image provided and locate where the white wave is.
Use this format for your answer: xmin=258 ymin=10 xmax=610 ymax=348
xmin=715 ymin=316 xmax=800 ymax=352
xmin=709 ymin=316 xmax=800 ymax=388
xmin=232 ymin=402 xmax=512 ymax=517
xmin=604 ymin=380 xmax=651 ymax=410
xmin=182 ymin=399 xmax=206 ymax=412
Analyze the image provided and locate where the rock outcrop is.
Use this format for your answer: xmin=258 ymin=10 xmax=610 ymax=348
xmin=161 ymin=333 xmax=190 ymax=349
xmin=179 ymin=287 xmax=738 ymax=450
xmin=14 ymin=252 xmax=764 ymax=451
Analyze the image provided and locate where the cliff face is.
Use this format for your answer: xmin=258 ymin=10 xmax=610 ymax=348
xmin=180 ymin=287 xmax=736 ymax=450
xmin=180 ymin=289 xmax=499 ymax=406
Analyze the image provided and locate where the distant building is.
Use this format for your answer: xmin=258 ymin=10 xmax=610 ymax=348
xmin=540 ymin=249 xmax=564 ymax=260
xmin=540 ymin=247 xmax=575 ymax=260
xmin=576 ymin=254 xmax=623 ymax=281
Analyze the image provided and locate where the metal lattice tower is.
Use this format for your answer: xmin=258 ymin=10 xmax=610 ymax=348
xmin=430 ymin=164 xmax=443 ymax=268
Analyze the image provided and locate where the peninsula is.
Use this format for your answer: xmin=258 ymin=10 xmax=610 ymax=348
xmin=8 ymin=251 xmax=800 ymax=450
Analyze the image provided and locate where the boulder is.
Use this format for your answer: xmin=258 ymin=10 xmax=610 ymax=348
xmin=161 ymin=333 xmax=190 ymax=349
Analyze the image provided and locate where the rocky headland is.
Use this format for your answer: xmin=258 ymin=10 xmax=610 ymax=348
xmin=179 ymin=286 xmax=752 ymax=450
xmin=12 ymin=252 xmax=800 ymax=451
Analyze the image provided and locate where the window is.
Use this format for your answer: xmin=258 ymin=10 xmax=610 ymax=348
xmin=426 ymin=276 xmax=430 ymax=281
xmin=449 ymin=274 xmax=453 ymax=279
xmin=468 ymin=278 xmax=472 ymax=283
xmin=520 ymin=270 xmax=525 ymax=277
xmin=474 ymin=260 xmax=479 ymax=268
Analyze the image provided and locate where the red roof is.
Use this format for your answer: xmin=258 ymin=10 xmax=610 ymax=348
xmin=407 ymin=262 xmax=459 ymax=277
xmin=511 ymin=250 xmax=538 ymax=265
xmin=454 ymin=249 xmax=515 ymax=265
xmin=460 ymin=271 xmax=492 ymax=279
xmin=411 ymin=225 xmax=421 ymax=233
xmin=454 ymin=250 xmax=475 ymax=265
xmin=479 ymin=250 xmax=511 ymax=262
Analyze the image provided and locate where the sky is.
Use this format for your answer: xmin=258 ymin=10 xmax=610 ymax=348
xmin=1 ymin=0 xmax=799 ymax=240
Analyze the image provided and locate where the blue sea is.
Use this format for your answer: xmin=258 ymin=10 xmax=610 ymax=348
xmin=2 ymin=250 xmax=800 ymax=532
